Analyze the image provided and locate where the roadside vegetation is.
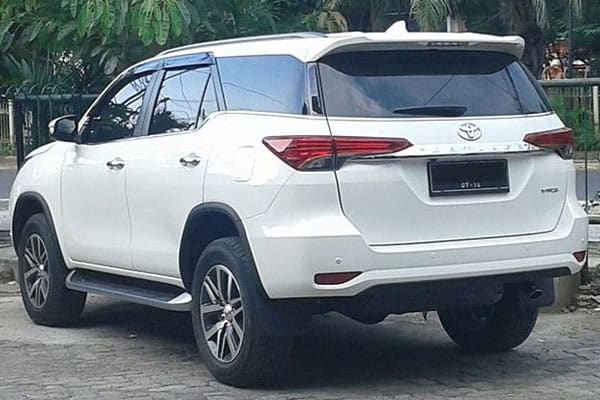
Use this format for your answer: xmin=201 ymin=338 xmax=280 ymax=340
xmin=1 ymin=1 xmax=600 ymax=91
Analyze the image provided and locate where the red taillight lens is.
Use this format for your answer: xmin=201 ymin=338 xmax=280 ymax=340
xmin=315 ymin=272 xmax=362 ymax=285
xmin=523 ymin=128 xmax=574 ymax=160
xmin=262 ymin=136 xmax=333 ymax=170
xmin=573 ymin=250 xmax=587 ymax=263
xmin=263 ymin=136 xmax=412 ymax=171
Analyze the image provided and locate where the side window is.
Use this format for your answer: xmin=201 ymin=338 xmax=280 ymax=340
xmin=217 ymin=55 xmax=306 ymax=115
xmin=149 ymin=66 xmax=215 ymax=135
xmin=83 ymin=74 xmax=153 ymax=143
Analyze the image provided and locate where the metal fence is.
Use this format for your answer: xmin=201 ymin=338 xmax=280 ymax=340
xmin=540 ymin=78 xmax=600 ymax=131
xmin=0 ymin=85 xmax=98 ymax=164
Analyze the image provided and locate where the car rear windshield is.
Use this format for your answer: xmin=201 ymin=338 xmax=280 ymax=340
xmin=318 ymin=50 xmax=551 ymax=118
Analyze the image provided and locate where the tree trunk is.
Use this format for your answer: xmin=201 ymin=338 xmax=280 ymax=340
xmin=500 ymin=0 xmax=546 ymax=78
xmin=522 ymin=29 xmax=546 ymax=78
xmin=342 ymin=0 xmax=387 ymax=31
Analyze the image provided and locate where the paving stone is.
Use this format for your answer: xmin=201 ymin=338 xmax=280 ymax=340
xmin=0 ymin=294 xmax=600 ymax=399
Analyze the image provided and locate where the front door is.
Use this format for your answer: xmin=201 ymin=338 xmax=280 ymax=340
xmin=61 ymin=73 xmax=154 ymax=270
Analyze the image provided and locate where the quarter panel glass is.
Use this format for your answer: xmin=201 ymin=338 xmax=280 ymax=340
xmin=218 ymin=55 xmax=306 ymax=115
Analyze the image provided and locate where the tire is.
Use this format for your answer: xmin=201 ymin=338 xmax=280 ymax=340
xmin=437 ymin=289 xmax=538 ymax=353
xmin=191 ymin=237 xmax=292 ymax=387
xmin=17 ymin=213 xmax=86 ymax=326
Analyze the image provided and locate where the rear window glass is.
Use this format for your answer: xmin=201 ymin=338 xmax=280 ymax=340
xmin=318 ymin=50 xmax=551 ymax=118
xmin=218 ymin=55 xmax=306 ymax=115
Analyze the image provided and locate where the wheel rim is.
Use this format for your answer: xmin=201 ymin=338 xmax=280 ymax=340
xmin=22 ymin=233 xmax=50 ymax=309
xmin=200 ymin=264 xmax=244 ymax=363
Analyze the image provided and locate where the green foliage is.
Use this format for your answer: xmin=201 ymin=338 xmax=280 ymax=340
xmin=0 ymin=0 xmax=326 ymax=89
xmin=65 ymin=0 xmax=191 ymax=47
xmin=409 ymin=0 xmax=452 ymax=31
xmin=0 ymin=143 xmax=16 ymax=157
xmin=1 ymin=0 xmax=599 ymax=90
xmin=552 ymin=96 xmax=598 ymax=151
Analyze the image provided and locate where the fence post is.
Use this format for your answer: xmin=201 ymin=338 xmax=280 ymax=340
xmin=593 ymin=85 xmax=599 ymax=135
xmin=13 ymin=99 xmax=24 ymax=167
xmin=7 ymin=99 xmax=15 ymax=145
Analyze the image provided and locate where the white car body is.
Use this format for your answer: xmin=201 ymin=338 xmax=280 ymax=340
xmin=9 ymin=26 xmax=588 ymax=303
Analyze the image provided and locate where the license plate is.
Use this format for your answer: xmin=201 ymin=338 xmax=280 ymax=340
xmin=428 ymin=159 xmax=509 ymax=197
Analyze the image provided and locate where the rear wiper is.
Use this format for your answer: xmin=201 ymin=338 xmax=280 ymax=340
xmin=392 ymin=105 xmax=467 ymax=117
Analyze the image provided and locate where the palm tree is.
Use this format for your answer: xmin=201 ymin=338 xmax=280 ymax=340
xmin=315 ymin=0 xmax=402 ymax=32
xmin=409 ymin=0 xmax=583 ymax=76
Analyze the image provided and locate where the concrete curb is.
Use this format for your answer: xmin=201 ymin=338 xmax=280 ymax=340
xmin=0 ymin=156 xmax=16 ymax=170
xmin=0 ymin=255 xmax=16 ymax=283
xmin=0 ymin=232 xmax=16 ymax=283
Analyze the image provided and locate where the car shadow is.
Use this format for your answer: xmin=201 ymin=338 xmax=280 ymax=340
xmin=75 ymin=296 xmax=576 ymax=390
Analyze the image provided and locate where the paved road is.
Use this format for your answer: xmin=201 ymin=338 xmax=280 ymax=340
xmin=0 ymin=169 xmax=16 ymax=199
xmin=576 ymin=169 xmax=600 ymax=200
xmin=1 ymin=290 xmax=599 ymax=399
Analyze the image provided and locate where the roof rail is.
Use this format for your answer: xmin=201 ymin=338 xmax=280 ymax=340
xmin=159 ymin=32 xmax=327 ymax=56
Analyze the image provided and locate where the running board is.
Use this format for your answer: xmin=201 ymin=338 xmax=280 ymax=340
xmin=66 ymin=270 xmax=191 ymax=312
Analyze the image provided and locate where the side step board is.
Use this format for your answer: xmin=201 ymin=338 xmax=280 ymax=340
xmin=66 ymin=270 xmax=192 ymax=312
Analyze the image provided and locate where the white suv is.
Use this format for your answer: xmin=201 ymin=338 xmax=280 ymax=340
xmin=9 ymin=23 xmax=588 ymax=387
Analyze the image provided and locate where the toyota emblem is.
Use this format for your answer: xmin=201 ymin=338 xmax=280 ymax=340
xmin=457 ymin=123 xmax=482 ymax=141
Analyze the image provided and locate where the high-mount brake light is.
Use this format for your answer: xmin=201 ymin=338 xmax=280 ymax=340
xmin=523 ymin=127 xmax=574 ymax=160
xmin=262 ymin=136 xmax=412 ymax=171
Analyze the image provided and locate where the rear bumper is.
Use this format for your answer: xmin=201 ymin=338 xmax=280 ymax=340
xmin=244 ymin=190 xmax=588 ymax=299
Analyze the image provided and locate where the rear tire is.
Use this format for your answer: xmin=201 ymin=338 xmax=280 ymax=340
xmin=438 ymin=289 xmax=538 ymax=352
xmin=191 ymin=237 xmax=291 ymax=387
xmin=17 ymin=213 xmax=86 ymax=326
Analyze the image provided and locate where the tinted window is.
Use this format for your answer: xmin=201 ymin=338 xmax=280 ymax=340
xmin=318 ymin=51 xmax=551 ymax=118
xmin=84 ymin=74 xmax=153 ymax=143
xmin=149 ymin=67 xmax=212 ymax=134
xmin=218 ymin=56 xmax=306 ymax=114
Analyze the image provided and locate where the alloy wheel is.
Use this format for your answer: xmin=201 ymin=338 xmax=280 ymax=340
xmin=200 ymin=264 xmax=244 ymax=363
xmin=22 ymin=233 xmax=50 ymax=309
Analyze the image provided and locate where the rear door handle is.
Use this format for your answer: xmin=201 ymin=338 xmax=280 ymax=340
xmin=179 ymin=153 xmax=201 ymax=167
xmin=106 ymin=157 xmax=125 ymax=170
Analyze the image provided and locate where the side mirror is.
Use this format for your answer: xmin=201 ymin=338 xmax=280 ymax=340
xmin=49 ymin=115 xmax=77 ymax=142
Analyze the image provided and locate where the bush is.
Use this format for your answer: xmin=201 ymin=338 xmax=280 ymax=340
xmin=551 ymin=96 xmax=598 ymax=151
xmin=0 ymin=142 xmax=15 ymax=156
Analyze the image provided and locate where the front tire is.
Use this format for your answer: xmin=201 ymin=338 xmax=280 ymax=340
xmin=17 ymin=213 xmax=86 ymax=326
xmin=191 ymin=237 xmax=291 ymax=387
xmin=438 ymin=289 xmax=538 ymax=353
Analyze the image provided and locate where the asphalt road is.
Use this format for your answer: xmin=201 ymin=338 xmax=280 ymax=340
xmin=0 ymin=167 xmax=597 ymax=200
xmin=577 ymin=169 xmax=600 ymax=201
xmin=0 ymin=169 xmax=16 ymax=199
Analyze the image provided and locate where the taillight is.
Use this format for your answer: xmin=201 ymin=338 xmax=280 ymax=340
xmin=262 ymin=136 xmax=412 ymax=171
xmin=523 ymin=127 xmax=574 ymax=160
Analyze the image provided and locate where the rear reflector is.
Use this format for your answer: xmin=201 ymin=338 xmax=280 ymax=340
xmin=573 ymin=250 xmax=587 ymax=263
xmin=263 ymin=136 xmax=412 ymax=171
xmin=523 ymin=127 xmax=574 ymax=160
xmin=315 ymin=272 xmax=362 ymax=285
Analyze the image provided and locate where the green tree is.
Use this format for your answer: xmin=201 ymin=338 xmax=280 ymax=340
xmin=408 ymin=0 xmax=583 ymax=76
xmin=0 ymin=0 xmax=319 ymax=89
xmin=316 ymin=0 xmax=591 ymax=76
xmin=0 ymin=0 xmax=194 ymax=88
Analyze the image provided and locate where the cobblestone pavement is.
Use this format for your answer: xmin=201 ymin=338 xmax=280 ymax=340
xmin=1 ymin=289 xmax=600 ymax=400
